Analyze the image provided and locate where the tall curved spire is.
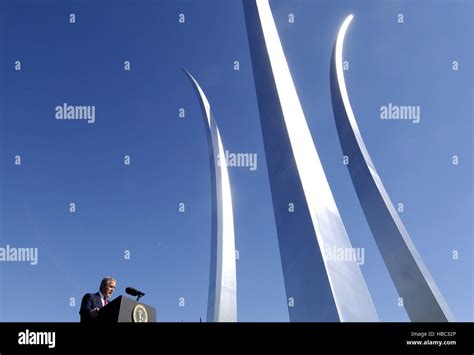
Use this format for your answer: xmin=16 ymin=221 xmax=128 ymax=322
xmin=243 ymin=0 xmax=378 ymax=321
xmin=330 ymin=15 xmax=454 ymax=322
xmin=183 ymin=69 xmax=237 ymax=322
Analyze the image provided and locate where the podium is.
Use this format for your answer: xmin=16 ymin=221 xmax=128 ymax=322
xmin=96 ymin=295 xmax=156 ymax=322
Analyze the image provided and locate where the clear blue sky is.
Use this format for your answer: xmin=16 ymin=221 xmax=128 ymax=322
xmin=0 ymin=0 xmax=471 ymax=322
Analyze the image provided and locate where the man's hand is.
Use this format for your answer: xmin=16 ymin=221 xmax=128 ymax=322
xmin=90 ymin=308 xmax=100 ymax=319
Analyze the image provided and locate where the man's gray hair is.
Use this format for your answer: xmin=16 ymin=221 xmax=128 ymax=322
xmin=100 ymin=276 xmax=116 ymax=289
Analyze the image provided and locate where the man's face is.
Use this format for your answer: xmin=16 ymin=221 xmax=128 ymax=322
xmin=101 ymin=280 xmax=116 ymax=299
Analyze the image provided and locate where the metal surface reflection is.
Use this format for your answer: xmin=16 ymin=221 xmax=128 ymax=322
xmin=330 ymin=15 xmax=454 ymax=322
xmin=243 ymin=0 xmax=378 ymax=321
xmin=184 ymin=69 xmax=237 ymax=322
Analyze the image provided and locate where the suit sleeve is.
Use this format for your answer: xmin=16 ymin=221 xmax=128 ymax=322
xmin=79 ymin=294 xmax=95 ymax=321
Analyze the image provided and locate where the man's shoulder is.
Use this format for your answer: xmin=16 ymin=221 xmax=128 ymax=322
xmin=82 ymin=292 xmax=100 ymax=300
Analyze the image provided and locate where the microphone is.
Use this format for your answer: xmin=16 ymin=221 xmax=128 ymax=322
xmin=125 ymin=287 xmax=145 ymax=301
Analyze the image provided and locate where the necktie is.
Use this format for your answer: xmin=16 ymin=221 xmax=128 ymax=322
xmin=104 ymin=298 xmax=108 ymax=306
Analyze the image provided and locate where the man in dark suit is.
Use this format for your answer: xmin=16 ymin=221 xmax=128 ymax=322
xmin=80 ymin=276 xmax=116 ymax=322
